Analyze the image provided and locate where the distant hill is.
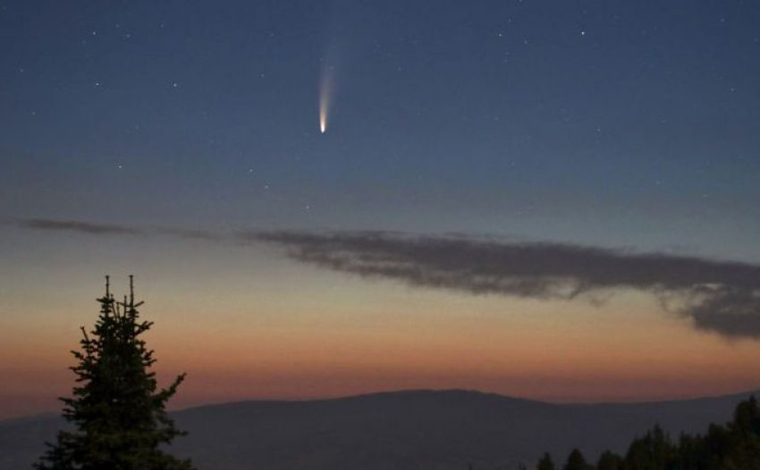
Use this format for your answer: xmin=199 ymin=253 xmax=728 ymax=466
xmin=1 ymin=389 xmax=756 ymax=470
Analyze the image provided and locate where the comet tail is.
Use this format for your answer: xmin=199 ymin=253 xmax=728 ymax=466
xmin=319 ymin=62 xmax=334 ymax=134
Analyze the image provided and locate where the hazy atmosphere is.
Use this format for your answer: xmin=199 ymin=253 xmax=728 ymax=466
xmin=2 ymin=0 xmax=760 ymax=426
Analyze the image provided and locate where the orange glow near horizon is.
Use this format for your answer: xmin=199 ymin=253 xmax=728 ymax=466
xmin=3 ymin=274 xmax=760 ymax=420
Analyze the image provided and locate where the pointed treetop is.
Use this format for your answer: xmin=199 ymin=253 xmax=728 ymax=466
xmin=35 ymin=275 xmax=194 ymax=470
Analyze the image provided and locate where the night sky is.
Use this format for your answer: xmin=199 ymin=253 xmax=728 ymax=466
xmin=2 ymin=1 xmax=760 ymax=420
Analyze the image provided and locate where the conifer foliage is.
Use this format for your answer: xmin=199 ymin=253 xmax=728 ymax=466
xmin=537 ymin=452 xmax=556 ymax=470
xmin=538 ymin=396 xmax=760 ymax=470
xmin=35 ymin=276 xmax=194 ymax=470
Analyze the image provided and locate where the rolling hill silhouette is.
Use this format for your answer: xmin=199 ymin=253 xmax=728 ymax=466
xmin=1 ymin=389 xmax=756 ymax=470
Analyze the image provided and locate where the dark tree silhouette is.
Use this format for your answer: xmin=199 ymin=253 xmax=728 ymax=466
xmin=537 ymin=452 xmax=556 ymax=470
xmin=548 ymin=395 xmax=760 ymax=470
xmin=563 ymin=448 xmax=588 ymax=470
xmin=595 ymin=450 xmax=621 ymax=470
xmin=624 ymin=424 xmax=676 ymax=470
xmin=35 ymin=276 xmax=194 ymax=470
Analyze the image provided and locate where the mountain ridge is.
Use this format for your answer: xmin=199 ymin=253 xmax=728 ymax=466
xmin=2 ymin=388 xmax=758 ymax=470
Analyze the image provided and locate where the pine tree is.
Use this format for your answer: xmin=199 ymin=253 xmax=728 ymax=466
xmin=596 ymin=450 xmax=622 ymax=470
xmin=624 ymin=424 xmax=676 ymax=470
xmin=35 ymin=276 xmax=194 ymax=470
xmin=563 ymin=448 xmax=588 ymax=470
xmin=537 ymin=452 xmax=556 ymax=470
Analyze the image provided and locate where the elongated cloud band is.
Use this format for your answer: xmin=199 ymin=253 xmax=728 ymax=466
xmin=11 ymin=219 xmax=760 ymax=340
xmin=15 ymin=218 xmax=220 ymax=241
xmin=247 ymin=231 xmax=760 ymax=340
xmin=21 ymin=218 xmax=144 ymax=235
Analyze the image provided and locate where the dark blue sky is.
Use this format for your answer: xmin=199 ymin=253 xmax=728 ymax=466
xmin=2 ymin=0 xmax=759 ymax=259
xmin=4 ymin=1 xmax=760 ymax=415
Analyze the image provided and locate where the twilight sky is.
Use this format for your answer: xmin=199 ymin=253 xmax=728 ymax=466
xmin=1 ymin=0 xmax=760 ymax=420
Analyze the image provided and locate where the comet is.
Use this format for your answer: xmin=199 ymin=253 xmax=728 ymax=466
xmin=319 ymin=60 xmax=334 ymax=134
xmin=319 ymin=108 xmax=327 ymax=134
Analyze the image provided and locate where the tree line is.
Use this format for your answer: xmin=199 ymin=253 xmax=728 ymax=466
xmin=535 ymin=395 xmax=760 ymax=470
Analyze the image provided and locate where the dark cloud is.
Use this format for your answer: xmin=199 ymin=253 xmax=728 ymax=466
xmin=247 ymin=230 xmax=760 ymax=340
xmin=15 ymin=218 xmax=219 ymax=241
xmin=151 ymin=227 xmax=221 ymax=242
xmin=19 ymin=218 xmax=144 ymax=235
xmin=14 ymin=220 xmax=760 ymax=339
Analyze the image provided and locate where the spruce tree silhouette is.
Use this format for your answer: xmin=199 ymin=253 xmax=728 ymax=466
xmin=537 ymin=452 xmax=556 ymax=470
xmin=35 ymin=276 xmax=194 ymax=470
xmin=563 ymin=449 xmax=588 ymax=470
xmin=595 ymin=450 xmax=622 ymax=470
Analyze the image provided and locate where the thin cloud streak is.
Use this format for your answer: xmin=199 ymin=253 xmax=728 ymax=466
xmin=247 ymin=231 xmax=760 ymax=340
xmin=151 ymin=227 xmax=222 ymax=242
xmin=15 ymin=218 xmax=219 ymax=241
xmin=20 ymin=218 xmax=144 ymax=235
